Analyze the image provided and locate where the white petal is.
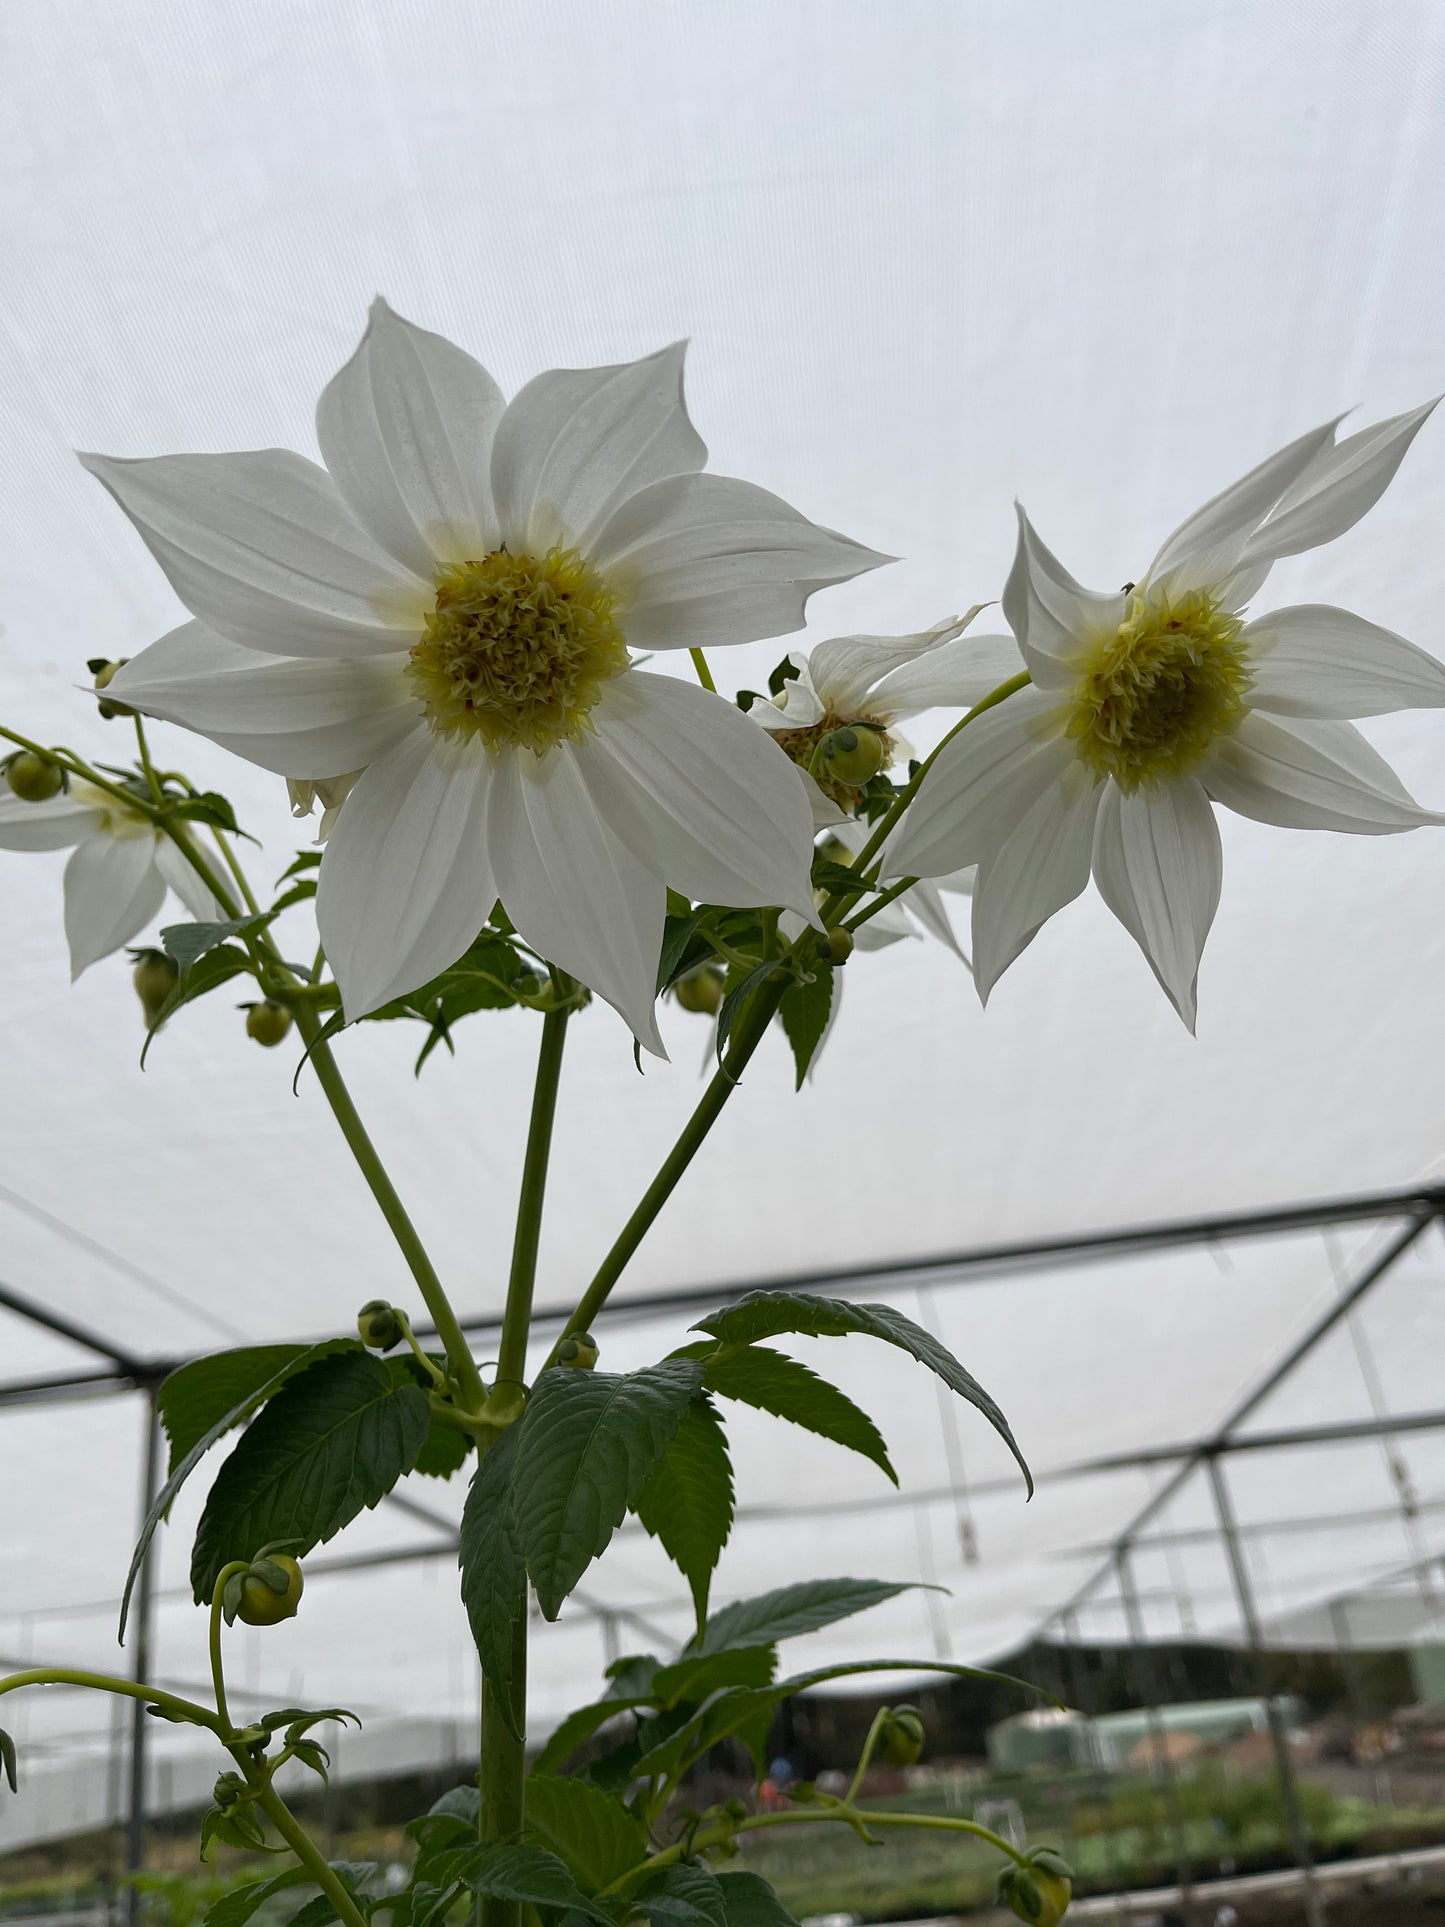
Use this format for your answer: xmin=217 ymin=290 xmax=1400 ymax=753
xmin=808 ymin=616 xmax=965 ymax=714
xmin=1244 ymin=604 xmax=1445 ymax=719
xmin=62 ymin=834 xmax=167 ymax=978
xmin=316 ymin=297 xmax=505 ymax=576
xmin=852 ymin=903 xmax=917 ymax=951
xmin=578 ymin=674 xmax=818 ymax=921
xmin=592 ymin=472 xmax=893 ymax=652
xmin=1002 ymin=507 xmax=1124 ymax=691
xmin=491 ymin=343 xmax=707 ymax=556
xmin=899 ymin=877 xmax=967 ymax=962
xmin=1091 ymin=779 xmax=1221 ymax=1031
xmin=971 ymin=770 xmax=1102 ymax=1001
xmin=750 ymin=661 xmax=826 ymax=730
xmin=869 ymin=632 xmax=1028 ymax=718
xmin=1145 ymin=416 xmax=1342 ymax=597
xmin=79 ymin=449 xmax=427 ymax=658
xmin=884 ymin=688 xmax=1072 ymax=878
xmin=109 ymin=621 xmax=420 ymax=778
xmin=316 ymin=727 xmax=496 ymax=1019
xmin=1242 ymin=398 xmax=1439 ymax=566
xmin=152 ymin=834 xmax=224 ymax=922
xmin=486 ymin=745 xmax=666 ymax=1055
xmin=1201 ymin=713 xmax=1443 ymax=834
xmin=0 ymin=789 xmax=102 ymax=851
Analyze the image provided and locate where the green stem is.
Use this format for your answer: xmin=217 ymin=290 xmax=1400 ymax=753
xmin=0 ymin=1669 xmax=219 ymax=1733
xmin=688 ymin=648 xmax=718 ymax=693
xmin=213 ymin=829 xmax=262 ymax=914
xmin=291 ymin=1004 xmax=485 ymax=1412
xmin=396 ymin=1311 xmax=449 ymax=1391
xmin=134 ymin=717 xmax=164 ymax=805
xmin=209 ymin=1563 xmax=249 ymax=1735
xmin=844 ymin=875 xmax=919 ymax=933
xmin=0 ymin=726 xmax=159 ymax=819
xmin=844 ymin=1707 xmax=891 ymax=1806
xmin=250 ymin=1781 xmax=370 ymax=1927
xmin=547 ymin=966 xmax=789 ymax=1361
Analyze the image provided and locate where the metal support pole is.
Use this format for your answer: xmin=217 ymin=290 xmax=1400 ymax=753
xmin=124 ymin=1392 xmax=162 ymax=1927
xmin=1115 ymin=1547 xmax=1198 ymax=1919
xmin=1206 ymin=1454 xmax=1325 ymax=1927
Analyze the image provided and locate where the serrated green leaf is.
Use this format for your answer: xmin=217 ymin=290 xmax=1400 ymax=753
xmin=715 ymin=962 xmax=779 ymax=1065
xmin=428 ymin=1785 xmax=480 ymax=1824
xmin=694 ymin=1577 xmax=915 ymax=1656
xmin=448 ymin=1843 xmax=609 ymax=1922
xmin=141 ymin=943 xmax=254 ymax=1063
xmin=459 ymin=1425 xmax=526 ymax=1739
xmin=633 ymin=1394 xmax=733 ymax=1632
xmin=278 ymin=850 xmax=324 ymax=881
xmin=530 ymin=1695 xmax=648 ymax=1777
xmin=647 ymin=1644 xmax=777 ymax=1709
xmin=523 ymin=1774 xmax=648 ymax=1894
xmin=515 ymin=1361 xmax=703 ymax=1619
xmin=158 ymin=1343 xmax=363 ymax=1476
xmin=270 ymin=878 xmax=318 ymax=913
xmin=190 ymin=1353 xmax=431 ymax=1601
xmin=160 ymin=914 xmax=274 ymax=971
xmin=164 ymin=791 xmax=245 ymax=836
xmin=685 ymin=1344 xmax=896 ymax=1485
xmin=122 ymin=1339 xmax=356 ymax=1637
xmin=203 ymin=1862 xmax=377 ymax=1927
xmin=0 ymin=1727 xmax=16 ymax=1794
xmin=199 ymin=1802 xmax=271 ymax=1859
xmin=413 ymin=1414 xmax=474 ymax=1479
xmin=694 ymin=1291 xmax=1031 ymax=1496
xmin=637 ymin=1863 xmax=726 ymax=1927
xmin=714 ymin=1873 xmax=800 ymax=1927
xmin=775 ymin=1655 xmax=1054 ymax=1704
xmin=656 ymin=913 xmax=712 ymax=994
xmin=809 ymin=858 xmax=878 ymax=899
xmin=777 ymin=962 xmax=833 ymax=1088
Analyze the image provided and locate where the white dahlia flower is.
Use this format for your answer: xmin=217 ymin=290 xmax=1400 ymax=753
xmin=887 ymin=403 xmax=1445 ymax=1026
xmin=94 ymin=300 xmax=889 ymax=1052
xmin=0 ymin=782 xmax=219 ymax=978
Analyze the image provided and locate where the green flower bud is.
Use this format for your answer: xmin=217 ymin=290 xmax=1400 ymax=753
xmin=675 ymin=966 xmax=725 ymax=1015
xmin=997 ymin=1860 xmax=1072 ymax=1926
xmin=557 ymin=1332 xmax=600 ymax=1370
xmin=132 ymin=948 xmax=179 ymax=1024
xmin=818 ymin=724 xmax=885 ymax=787
xmin=229 ymin=1553 xmax=304 ymax=1627
xmin=877 ymin=1704 xmax=925 ymax=1766
xmin=245 ymin=1001 xmax=293 ymax=1047
xmin=212 ymin=1771 xmax=246 ymax=1809
xmin=4 ymin=751 xmax=64 ymax=802
xmin=825 ymin=927 xmax=855 ymax=965
xmin=357 ymin=1300 xmax=404 ymax=1350
xmin=89 ymin=658 xmax=134 ymax=719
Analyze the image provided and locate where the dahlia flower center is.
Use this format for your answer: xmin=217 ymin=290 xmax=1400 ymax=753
xmin=407 ymin=548 xmax=629 ymax=753
xmin=1066 ymin=588 xmax=1251 ymax=791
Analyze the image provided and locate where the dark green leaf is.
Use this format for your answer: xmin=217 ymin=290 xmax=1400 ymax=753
xmin=637 ymin=1864 xmax=726 ymax=1927
xmin=694 ymin=1292 xmax=1031 ymax=1496
xmin=684 ymin=1686 xmax=777 ymax=1775
xmin=428 ymin=1784 xmax=480 ymax=1824
xmin=775 ymin=1655 xmax=1055 ymax=1705
xmin=165 ymin=791 xmax=244 ymax=836
xmin=515 ymin=1361 xmax=703 ymax=1619
xmin=190 ymin=1353 xmax=431 ymax=1601
xmin=694 ymin=1578 xmax=916 ymax=1656
xmin=413 ymin=1414 xmax=474 ymax=1479
xmin=459 ymin=1425 xmax=526 ymax=1739
xmin=121 ymin=1340 xmax=357 ymax=1636
xmin=657 ymin=914 xmax=714 ymax=995
xmin=160 ymin=914 xmax=274 ymax=971
xmin=530 ymin=1695 xmax=648 ymax=1776
xmin=809 ymin=859 xmax=877 ymax=899
xmin=141 ymin=943 xmax=254 ymax=1063
xmin=715 ymin=962 xmax=779 ymax=1065
xmin=449 ymin=1843 xmax=609 ymax=1922
xmin=203 ymin=1863 xmax=374 ymax=1927
xmin=634 ymin=1395 xmax=733 ymax=1631
xmin=200 ymin=1802 xmax=270 ymax=1858
xmin=714 ymin=1873 xmax=800 ymax=1927
xmin=158 ymin=1343 xmax=362 ymax=1477
xmin=522 ymin=1774 xmax=648 ymax=1893
xmin=647 ymin=1645 xmax=777 ymax=1709
xmin=0 ymin=1727 xmax=15 ymax=1793
xmin=767 ymin=657 xmax=801 ymax=698
xmin=278 ymin=851 xmax=323 ymax=882
xmin=284 ymin=1898 xmax=340 ymax=1927
xmin=777 ymin=964 xmax=833 ymax=1089
xmin=270 ymin=879 xmax=318 ymax=914
xmin=680 ymin=1343 xmax=894 ymax=1485
xmin=365 ymin=933 xmax=538 ymax=1027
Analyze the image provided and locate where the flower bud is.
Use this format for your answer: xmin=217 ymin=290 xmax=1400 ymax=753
xmin=825 ymin=927 xmax=854 ymax=965
xmin=877 ymin=1704 xmax=925 ymax=1766
xmin=557 ymin=1332 xmax=599 ymax=1370
xmin=4 ymin=751 xmax=64 ymax=802
xmin=357 ymin=1300 xmax=404 ymax=1350
xmin=89 ymin=658 xmax=134 ymax=719
xmin=675 ymin=966 xmax=725 ymax=1015
xmin=817 ymin=724 xmax=885 ymax=787
xmin=132 ymin=948 xmax=179 ymax=1024
xmin=227 ymin=1553 xmax=304 ymax=1627
xmin=245 ymin=1001 xmax=293 ymax=1047
xmin=213 ymin=1771 xmax=246 ymax=1809
xmin=997 ymin=1858 xmax=1072 ymax=1926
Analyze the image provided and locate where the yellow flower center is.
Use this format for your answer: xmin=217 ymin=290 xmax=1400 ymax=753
xmin=1066 ymin=588 xmax=1251 ymax=791
xmin=407 ymin=548 xmax=629 ymax=753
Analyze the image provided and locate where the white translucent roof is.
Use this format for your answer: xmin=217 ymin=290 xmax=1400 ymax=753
xmin=4 ymin=0 xmax=1445 ymax=1846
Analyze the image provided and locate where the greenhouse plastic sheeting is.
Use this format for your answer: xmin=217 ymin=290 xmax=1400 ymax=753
xmin=4 ymin=0 xmax=1445 ymax=1843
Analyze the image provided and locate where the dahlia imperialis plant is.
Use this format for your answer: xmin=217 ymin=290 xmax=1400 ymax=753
xmin=4 ymin=303 xmax=1444 ymax=1927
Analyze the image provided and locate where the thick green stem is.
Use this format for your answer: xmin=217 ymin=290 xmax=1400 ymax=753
xmin=478 ymin=1619 xmax=528 ymax=1924
xmin=0 ymin=1669 xmax=219 ymax=1732
xmin=251 ymin=1781 xmax=370 ymax=1927
xmin=547 ymin=968 xmax=789 ymax=1361
xmin=494 ymin=995 xmax=571 ymax=1391
xmin=844 ymin=875 xmax=919 ymax=934
xmin=688 ymin=648 xmax=718 ymax=692
xmin=291 ymin=1004 xmax=485 ymax=1412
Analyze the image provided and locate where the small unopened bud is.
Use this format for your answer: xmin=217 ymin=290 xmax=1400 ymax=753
xmin=89 ymin=658 xmax=134 ymax=719
xmin=245 ymin=1001 xmax=293 ymax=1047
xmin=213 ymin=1772 xmax=246 ymax=1809
xmin=877 ymin=1704 xmax=925 ymax=1766
xmin=997 ymin=1857 xmax=1072 ymax=1926
xmin=226 ymin=1552 xmax=304 ymax=1627
xmin=557 ymin=1332 xmax=599 ymax=1370
xmin=817 ymin=724 xmax=885 ymax=787
xmin=825 ymin=927 xmax=855 ymax=965
xmin=132 ymin=948 xmax=179 ymax=1024
xmin=357 ymin=1300 xmax=403 ymax=1350
xmin=5 ymin=751 xmax=64 ymax=802
xmin=674 ymin=966 xmax=725 ymax=1015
